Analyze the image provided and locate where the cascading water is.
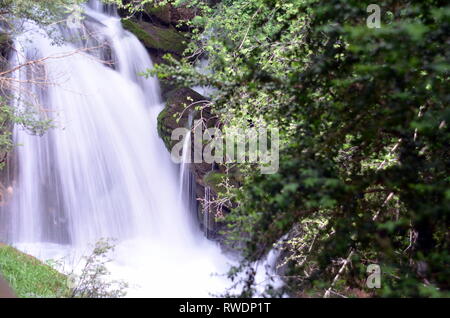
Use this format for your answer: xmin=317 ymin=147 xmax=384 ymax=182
xmin=179 ymin=111 xmax=197 ymax=220
xmin=0 ymin=1 xmax=232 ymax=297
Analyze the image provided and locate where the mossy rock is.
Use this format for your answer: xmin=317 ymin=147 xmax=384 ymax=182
xmin=197 ymin=203 xmax=217 ymax=233
xmin=157 ymin=87 xmax=206 ymax=151
xmin=0 ymin=245 xmax=69 ymax=298
xmin=121 ymin=19 xmax=187 ymax=56
xmin=203 ymin=171 xmax=227 ymax=195
xmin=144 ymin=3 xmax=172 ymax=25
xmin=157 ymin=106 xmax=172 ymax=152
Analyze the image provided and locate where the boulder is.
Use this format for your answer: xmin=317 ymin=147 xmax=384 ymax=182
xmin=156 ymin=87 xmax=239 ymax=244
xmin=157 ymin=87 xmax=215 ymax=203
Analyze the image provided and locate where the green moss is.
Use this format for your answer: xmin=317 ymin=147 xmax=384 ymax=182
xmin=121 ymin=19 xmax=187 ymax=55
xmin=0 ymin=245 xmax=69 ymax=298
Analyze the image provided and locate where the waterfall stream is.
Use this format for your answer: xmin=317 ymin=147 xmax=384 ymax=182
xmin=0 ymin=1 xmax=232 ymax=297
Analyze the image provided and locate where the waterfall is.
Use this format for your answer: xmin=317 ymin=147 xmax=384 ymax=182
xmin=0 ymin=1 xmax=231 ymax=297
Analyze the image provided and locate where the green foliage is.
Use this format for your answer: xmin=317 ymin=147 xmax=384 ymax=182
xmin=0 ymin=0 xmax=86 ymax=35
xmin=0 ymin=245 xmax=69 ymax=298
xmin=121 ymin=18 xmax=187 ymax=55
xmin=0 ymin=1 xmax=79 ymax=171
xmin=148 ymin=0 xmax=450 ymax=297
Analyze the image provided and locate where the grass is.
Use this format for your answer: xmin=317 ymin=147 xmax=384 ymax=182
xmin=0 ymin=244 xmax=69 ymax=298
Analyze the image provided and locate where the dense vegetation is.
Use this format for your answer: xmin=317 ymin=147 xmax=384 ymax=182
xmin=141 ymin=0 xmax=449 ymax=297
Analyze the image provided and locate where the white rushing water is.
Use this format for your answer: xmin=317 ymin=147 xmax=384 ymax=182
xmin=0 ymin=1 xmax=232 ymax=297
